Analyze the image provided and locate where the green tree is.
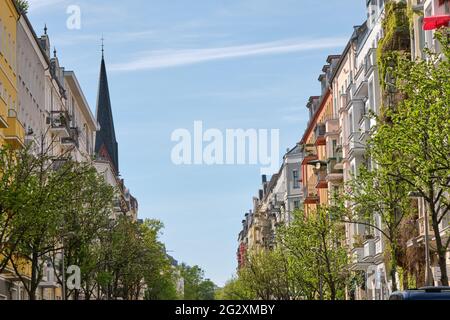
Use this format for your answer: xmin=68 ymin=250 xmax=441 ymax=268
xmin=278 ymin=208 xmax=349 ymax=300
xmin=14 ymin=0 xmax=29 ymax=13
xmin=49 ymin=168 xmax=114 ymax=300
xmin=370 ymin=29 xmax=450 ymax=285
xmin=344 ymin=166 xmax=414 ymax=292
xmin=179 ymin=264 xmax=216 ymax=300
xmin=216 ymin=277 xmax=256 ymax=300
xmin=239 ymin=248 xmax=302 ymax=300
xmin=3 ymin=144 xmax=103 ymax=300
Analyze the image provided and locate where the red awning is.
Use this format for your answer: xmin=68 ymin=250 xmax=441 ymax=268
xmin=423 ymin=15 xmax=450 ymax=31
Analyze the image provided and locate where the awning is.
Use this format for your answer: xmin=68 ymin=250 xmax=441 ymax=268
xmin=423 ymin=15 xmax=450 ymax=31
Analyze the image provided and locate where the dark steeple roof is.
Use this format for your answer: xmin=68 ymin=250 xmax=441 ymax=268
xmin=95 ymin=55 xmax=119 ymax=174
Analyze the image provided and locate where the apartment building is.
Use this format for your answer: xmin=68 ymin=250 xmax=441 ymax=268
xmin=0 ymin=0 xmax=26 ymax=301
xmin=0 ymin=0 xmax=24 ymax=150
xmin=237 ymin=146 xmax=304 ymax=268
xmin=299 ymin=55 xmax=341 ymax=216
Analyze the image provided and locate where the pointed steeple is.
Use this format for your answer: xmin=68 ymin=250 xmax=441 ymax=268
xmin=95 ymin=47 xmax=119 ymax=174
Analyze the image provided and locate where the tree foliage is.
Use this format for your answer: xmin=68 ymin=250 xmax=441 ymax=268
xmin=369 ymin=29 xmax=450 ymax=285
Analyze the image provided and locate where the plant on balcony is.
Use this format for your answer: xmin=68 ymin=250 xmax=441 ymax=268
xmin=14 ymin=0 xmax=29 ymax=13
xmin=369 ymin=29 xmax=450 ymax=286
xmin=377 ymin=0 xmax=411 ymax=111
xmin=353 ymin=235 xmax=364 ymax=248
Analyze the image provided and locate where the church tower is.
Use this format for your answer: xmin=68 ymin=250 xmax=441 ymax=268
xmin=95 ymin=46 xmax=119 ymax=174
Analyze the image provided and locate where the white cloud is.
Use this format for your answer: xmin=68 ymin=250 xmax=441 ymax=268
xmin=110 ymin=37 xmax=347 ymax=72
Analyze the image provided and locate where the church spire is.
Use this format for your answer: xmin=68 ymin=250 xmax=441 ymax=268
xmin=95 ymin=42 xmax=119 ymax=174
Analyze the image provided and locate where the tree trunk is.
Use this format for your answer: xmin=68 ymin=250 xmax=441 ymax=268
xmin=429 ymin=193 xmax=449 ymax=286
xmin=432 ymin=217 xmax=449 ymax=286
xmin=28 ymin=251 xmax=39 ymax=300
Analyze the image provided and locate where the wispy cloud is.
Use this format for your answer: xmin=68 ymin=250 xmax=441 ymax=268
xmin=110 ymin=37 xmax=347 ymax=72
xmin=28 ymin=0 xmax=66 ymax=12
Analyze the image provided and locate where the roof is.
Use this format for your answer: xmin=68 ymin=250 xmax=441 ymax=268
xmin=95 ymin=56 xmax=119 ymax=174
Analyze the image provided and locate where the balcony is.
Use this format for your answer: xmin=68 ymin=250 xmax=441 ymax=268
xmin=339 ymin=93 xmax=348 ymax=112
xmin=61 ymin=127 xmax=79 ymax=148
xmin=4 ymin=110 xmax=25 ymax=149
xmin=315 ymin=168 xmax=328 ymax=189
xmin=314 ymin=123 xmax=326 ymax=146
xmin=39 ymin=268 xmax=59 ymax=289
xmin=363 ymin=238 xmax=376 ymax=262
xmin=359 ymin=115 xmax=371 ymax=143
xmin=48 ymin=111 xmax=71 ymax=138
xmin=301 ymin=144 xmax=317 ymax=159
xmin=0 ymin=96 xmax=7 ymax=128
xmin=348 ymin=132 xmax=365 ymax=158
xmin=354 ymin=79 xmax=368 ymax=99
xmin=303 ymin=185 xmax=319 ymax=204
xmin=52 ymin=158 xmax=69 ymax=171
xmin=325 ymin=116 xmax=339 ymax=136
xmin=375 ymin=238 xmax=383 ymax=256
xmin=327 ymin=158 xmax=344 ymax=182
xmin=350 ymin=247 xmax=365 ymax=271
xmin=364 ymin=48 xmax=377 ymax=76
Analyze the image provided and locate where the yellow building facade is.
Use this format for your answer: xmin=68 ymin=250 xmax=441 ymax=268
xmin=0 ymin=0 xmax=24 ymax=149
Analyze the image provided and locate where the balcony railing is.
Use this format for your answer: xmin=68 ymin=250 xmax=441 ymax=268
xmin=363 ymin=239 xmax=376 ymax=261
xmin=4 ymin=109 xmax=25 ymax=149
xmin=48 ymin=111 xmax=71 ymax=138
xmin=0 ymin=96 xmax=8 ymax=128
xmin=303 ymin=185 xmax=319 ymax=203
xmin=315 ymin=123 xmax=326 ymax=138
xmin=327 ymin=158 xmax=344 ymax=176
xmin=348 ymin=132 xmax=365 ymax=156
xmin=61 ymin=127 xmax=80 ymax=148
xmin=301 ymin=144 xmax=317 ymax=158
xmin=52 ymin=158 xmax=69 ymax=171
xmin=364 ymin=48 xmax=377 ymax=76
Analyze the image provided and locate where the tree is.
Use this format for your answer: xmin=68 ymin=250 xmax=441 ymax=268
xmin=370 ymin=29 xmax=450 ymax=285
xmin=49 ymin=167 xmax=114 ymax=300
xmin=14 ymin=0 xmax=29 ymax=13
xmin=238 ymin=248 xmax=302 ymax=300
xmin=344 ymin=166 xmax=414 ymax=292
xmin=216 ymin=277 xmax=256 ymax=300
xmin=278 ymin=208 xmax=349 ymax=300
xmin=179 ymin=264 xmax=217 ymax=300
xmin=0 ymin=140 xmax=103 ymax=300
xmin=0 ymin=145 xmax=37 ymax=274
xmin=139 ymin=219 xmax=175 ymax=301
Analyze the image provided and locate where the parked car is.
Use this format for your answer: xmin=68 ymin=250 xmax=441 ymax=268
xmin=389 ymin=287 xmax=450 ymax=300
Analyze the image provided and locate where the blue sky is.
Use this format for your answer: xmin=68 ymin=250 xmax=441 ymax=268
xmin=27 ymin=0 xmax=366 ymax=286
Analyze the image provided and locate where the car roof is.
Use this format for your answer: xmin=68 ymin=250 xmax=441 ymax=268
xmin=392 ymin=287 xmax=450 ymax=300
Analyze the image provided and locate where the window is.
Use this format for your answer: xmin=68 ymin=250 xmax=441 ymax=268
xmin=332 ymin=139 xmax=337 ymax=157
xmin=368 ymin=80 xmax=375 ymax=113
xmin=293 ymin=170 xmax=300 ymax=189
xmin=294 ymin=201 xmax=300 ymax=210
xmin=0 ymin=19 xmax=3 ymax=55
xmin=349 ymin=112 xmax=354 ymax=134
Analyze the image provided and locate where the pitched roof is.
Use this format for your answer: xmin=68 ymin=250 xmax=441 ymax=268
xmin=95 ymin=56 xmax=119 ymax=174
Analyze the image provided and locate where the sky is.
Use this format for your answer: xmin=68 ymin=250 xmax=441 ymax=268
xmin=27 ymin=0 xmax=367 ymax=286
